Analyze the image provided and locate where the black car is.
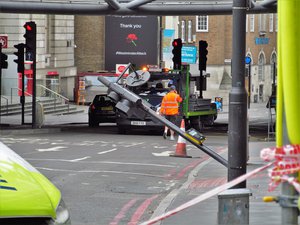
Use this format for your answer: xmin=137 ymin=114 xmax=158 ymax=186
xmin=116 ymin=87 xmax=167 ymax=134
xmin=88 ymin=94 xmax=116 ymax=127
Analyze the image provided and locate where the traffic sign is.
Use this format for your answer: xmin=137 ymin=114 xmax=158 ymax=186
xmin=245 ymin=56 xmax=251 ymax=64
xmin=182 ymin=46 xmax=197 ymax=64
xmin=116 ymin=64 xmax=129 ymax=76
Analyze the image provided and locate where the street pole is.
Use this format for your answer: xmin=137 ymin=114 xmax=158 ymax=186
xmin=248 ymin=63 xmax=251 ymax=109
xmin=0 ymin=44 xmax=2 ymax=125
xmin=228 ymin=0 xmax=248 ymax=188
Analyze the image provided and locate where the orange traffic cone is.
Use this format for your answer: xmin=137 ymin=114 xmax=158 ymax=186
xmin=170 ymin=119 xmax=192 ymax=158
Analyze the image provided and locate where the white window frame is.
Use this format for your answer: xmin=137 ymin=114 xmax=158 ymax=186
xmin=181 ymin=20 xmax=186 ymax=43
xmin=246 ymin=15 xmax=248 ymax=32
xmin=259 ymin=14 xmax=266 ymax=33
xmin=275 ymin=14 xmax=278 ymax=32
xmin=269 ymin=14 xmax=273 ymax=32
xmin=258 ymin=52 xmax=265 ymax=82
xmin=250 ymin=14 xmax=255 ymax=32
xmin=196 ymin=15 xmax=208 ymax=32
xmin=188 ymin=20 xmax=192 ymax=43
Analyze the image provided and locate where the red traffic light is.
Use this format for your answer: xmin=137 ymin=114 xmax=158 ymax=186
xmin=25 ymin=24 xmax=32 ymax=31
xmin=172 ymin=39 xmax=182 ymax=48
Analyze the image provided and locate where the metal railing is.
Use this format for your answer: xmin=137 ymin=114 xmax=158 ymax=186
xmin=0 ymin=95 xmax=9 ymax=115
xmin=10 ymin=87 xmax=36 ymax=104
xmin=37 ymin=84 xmax=70 ymax=113
xmin=10 ymin=85 xmax=70 ymax=113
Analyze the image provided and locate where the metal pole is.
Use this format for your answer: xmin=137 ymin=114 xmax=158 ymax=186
xmin=21 ymin=72 xmax=25 ymax=125
xmin=228 ymin=0 xmax=248 ymax=188
xmin=0 ymin=44 xmax=2 ymax=125
xmin=248 ymin=64 xmax=251 ymax=109
xmin=281 ymin=112 xmax=298 ymax=224
xmin=199 ymin=70 xmax=203 ymax=98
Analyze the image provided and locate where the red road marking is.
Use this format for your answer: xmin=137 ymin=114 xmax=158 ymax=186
xmin=128 ymin=195 xmax=159 ymax=225
xmin=176 ymin=158 xmax=207 ymax=179
xmin=109 ymin=198 xmax=138 ymax=225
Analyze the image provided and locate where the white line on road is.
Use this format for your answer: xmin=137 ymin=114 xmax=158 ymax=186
xmin=123 ymin=142 xmax=144 ymax=147
xmin=25 ymin=158 xmax=175 ymax=167
xmin=36 ymin=146 xmax=67 ymax=152
xmin=69 ymin=156 xmax=91 ymax=162
xmin=98 ymin=148 xmax=118 ymax=155
xmin=152 ymin=151 xmax=174 ymax=157
xmin=36 ymin=167 xmax=166 ymax=178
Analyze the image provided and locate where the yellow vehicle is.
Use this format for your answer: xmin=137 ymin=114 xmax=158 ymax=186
xmin=0 ymin=141 xmax=71 ymax=224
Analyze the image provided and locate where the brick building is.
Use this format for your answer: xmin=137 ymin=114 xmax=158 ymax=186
xmin=175 ymin=14 xmax=278 ymax=103
xmin=75 ymin=14 xmax=277 ymax=104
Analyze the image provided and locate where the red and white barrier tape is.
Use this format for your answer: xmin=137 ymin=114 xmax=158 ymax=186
xmin=260 ymin=144 xmax=300 ymax=192
xmin=139 ymin=162 xmax=273 ymax=225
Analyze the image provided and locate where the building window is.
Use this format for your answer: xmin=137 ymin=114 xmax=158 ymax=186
xmin=269 ymin=14 xmax=273 ymax=32
xmin=246 ymin=15 xmax=248 ymax=32
xmin=250 ymin=15 xmax=255 ymax=32
xmin=258 ymin=53 xmax=265 ymax=82
xmin=259 ymin=14 xmax=266 ymax=35
xmin=275 ymin=14 xmax=278 ymax=32
xmin=188 ymin=20 xmax=192 ymax=43
xmin=181 ymin=20 xmax=186 ymax=43
xmin=196 ymin=15 xmax=208 ymax=32
xmin=270 ymin=52 xmax=277 ymax=84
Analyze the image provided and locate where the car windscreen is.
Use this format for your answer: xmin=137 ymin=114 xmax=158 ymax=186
xmin=93 ymin=95 xmax=115 ymax=106
xmin=139 ymin=90 xmax=167 ymax=108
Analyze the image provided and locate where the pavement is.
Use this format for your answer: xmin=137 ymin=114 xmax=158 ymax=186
xmin=0 ymin=102 xmax=287 ymax=225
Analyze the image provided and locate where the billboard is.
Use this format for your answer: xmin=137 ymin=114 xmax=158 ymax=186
xmin=105 ymin=15 xmax=159 ymax=71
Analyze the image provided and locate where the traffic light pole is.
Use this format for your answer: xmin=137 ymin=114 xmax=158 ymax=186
xmin=199 ymin=70 xmax=203 ymax=98
xmin=228 ymin=0 xmax=248 ymax=188
xmin=0 ymin=44 xmax=2 ymax=125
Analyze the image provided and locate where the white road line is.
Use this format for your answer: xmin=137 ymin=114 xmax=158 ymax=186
xmin=152 ymin=151 xmax=174 ymax=157
xmin=36 ymin=146 xmax=67 ymax=152
xmin=123 ymin=142 xmax=144 ymax=147
xmin=153 ymin=146 xmax=168 ymax=149
xmin=98 ymin=148 xmax=118 ymax=155
xmin=36 ymin=167 xmax=166 ymax=178
xmin=25 ymin=158 xmax=175 ymax=167
xmin=69 ymin=156 xmax=91 ymax=162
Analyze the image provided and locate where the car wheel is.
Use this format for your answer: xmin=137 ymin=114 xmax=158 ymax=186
xmin=118 ymin=126 xmax=127 ymax=134
xmin=88 ymin=118 xmax=98 ymax=127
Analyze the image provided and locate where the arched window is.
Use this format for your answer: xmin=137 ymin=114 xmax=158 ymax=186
xmin=270 ymin=52 xmax=277 ymax=83
xmin=258 ymin=53 xmax=265 ymax=82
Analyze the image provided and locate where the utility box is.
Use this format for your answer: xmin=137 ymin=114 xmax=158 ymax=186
xmin=218 ymin=188 xmax=252 ymax=225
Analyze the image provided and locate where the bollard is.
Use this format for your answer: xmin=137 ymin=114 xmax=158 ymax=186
xmin=36 ymin=102 xmax=45 ymax=128
xmin=218 ymin=188 xmax=252 ymax=225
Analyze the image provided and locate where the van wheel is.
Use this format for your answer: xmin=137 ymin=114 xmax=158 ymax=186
xmin=190 ymin=116 xmax=203 ymax=132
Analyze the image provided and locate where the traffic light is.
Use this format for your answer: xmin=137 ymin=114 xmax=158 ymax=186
xmin=199 ymin=40 xmax=208 ymax=71
xmin=0 ymin=46 xmax=8 ymax=70
xmin=23 ymin=21 xmax=36 ymax=61
xmin=14 ymin=43 xmax=25 ymax=73
xmin=172 ymin=38 xmax=182 ymax=70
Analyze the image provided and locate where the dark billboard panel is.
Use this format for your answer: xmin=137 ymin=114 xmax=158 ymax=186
xmin=105 ymin=15 xmax=159 ymax=71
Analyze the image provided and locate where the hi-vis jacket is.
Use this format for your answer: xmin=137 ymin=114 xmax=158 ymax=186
xmin=160 ymin=91 xmax=182 ymax=115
